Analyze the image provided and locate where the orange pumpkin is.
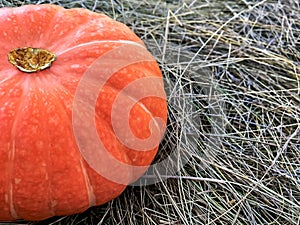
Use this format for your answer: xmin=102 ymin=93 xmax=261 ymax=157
xmin=0 ymin=4 xmax=167 ymax=221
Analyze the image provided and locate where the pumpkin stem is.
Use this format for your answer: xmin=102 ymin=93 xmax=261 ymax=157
xmin=8 ymin=47 xmax=56 ymax=73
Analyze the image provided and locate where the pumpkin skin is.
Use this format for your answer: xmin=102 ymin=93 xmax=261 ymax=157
xmin=0 ymin=4 xmax=167 ymax=221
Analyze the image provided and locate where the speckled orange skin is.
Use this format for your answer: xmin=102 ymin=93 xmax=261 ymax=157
xmin=0 ymin=4 xmax=167 ymax=221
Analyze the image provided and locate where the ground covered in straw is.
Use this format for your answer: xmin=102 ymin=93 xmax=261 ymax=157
xmin=1 ymin=0 xmax=300 ymax=224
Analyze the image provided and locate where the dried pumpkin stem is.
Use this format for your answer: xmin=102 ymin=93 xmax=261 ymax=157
xmin=8 ymin=47 xmax=56 ymax=73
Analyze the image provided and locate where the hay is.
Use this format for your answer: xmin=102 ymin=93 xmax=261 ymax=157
xmin=1 ymin=0 xmax=300 ymax=224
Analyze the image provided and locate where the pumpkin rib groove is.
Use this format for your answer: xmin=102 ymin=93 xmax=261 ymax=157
xmin=78 ymin=157 xmax=96 ymax=208
xmin=8 ymin=140 xmax=18 ymax=220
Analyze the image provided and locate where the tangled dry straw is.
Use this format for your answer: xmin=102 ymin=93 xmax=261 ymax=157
xmin=1 ymin=0 xmax=300 ymax=224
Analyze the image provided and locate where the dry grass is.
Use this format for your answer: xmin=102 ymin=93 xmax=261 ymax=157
xmin=1 ymin=0 xmax=300 ymax=224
